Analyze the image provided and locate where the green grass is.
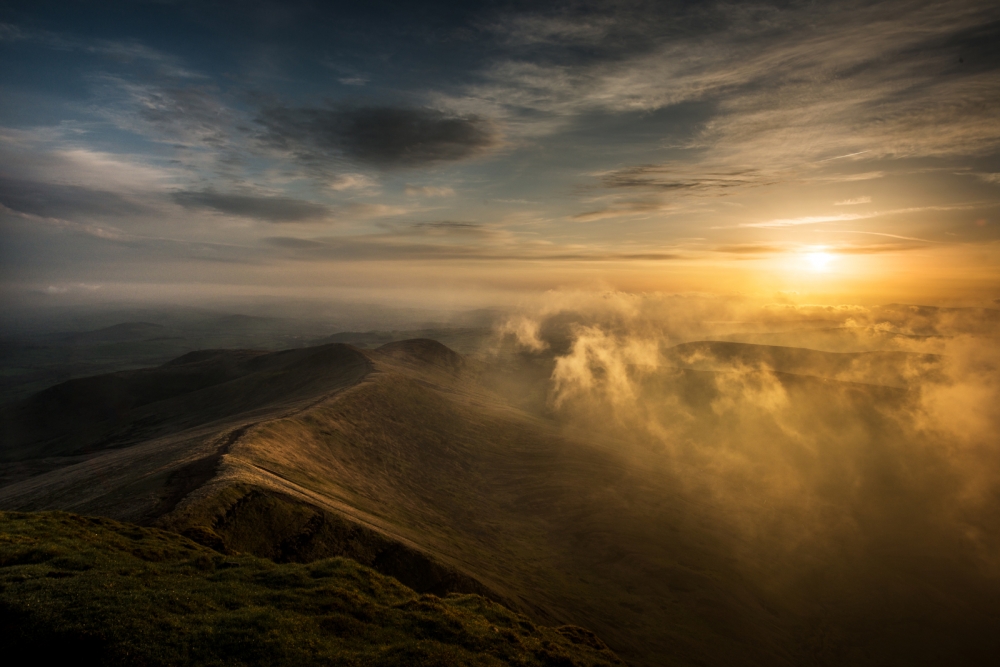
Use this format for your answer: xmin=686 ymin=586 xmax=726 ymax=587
xmin=0 ymin=511 xmax=622 ymax=666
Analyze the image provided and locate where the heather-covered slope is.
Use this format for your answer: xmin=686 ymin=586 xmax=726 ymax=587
xmin=0 ymin=510 xmax=622 ymax=667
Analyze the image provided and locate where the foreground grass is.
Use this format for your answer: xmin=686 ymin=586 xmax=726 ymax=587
xmin=0 ymin=511 xmax=622 ymax=666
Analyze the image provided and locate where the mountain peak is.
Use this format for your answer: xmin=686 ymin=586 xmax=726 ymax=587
xmin=375 ymin=338 xmax=464 ymax=371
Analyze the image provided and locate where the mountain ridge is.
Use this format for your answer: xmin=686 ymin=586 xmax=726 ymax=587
xmin=2 ymin=337 xmax=998 ymax=666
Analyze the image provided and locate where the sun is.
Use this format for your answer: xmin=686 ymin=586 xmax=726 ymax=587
xmin=804 ymin=249 xmax=836 ymax=272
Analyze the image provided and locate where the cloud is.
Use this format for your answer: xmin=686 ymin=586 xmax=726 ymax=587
xmin=0 ymin=131 xmax=180 ymax=192
xmin=40 ymin=283 xmax=102 ymax=295
xmin=405 ymin=185 xmax=456 ymax=197
xmin=256 ymin=106 xmax=499 ymax=169
xmin=458 ymin=0 xmax=1000 ymax=174
xmin=739 ymin=203 xmax=997 ymax=228
xmin=0 ymin=22 xmax=200 ymax=78
xmin=741 ymin=214 xmax=867 ymax=229
xmin=490 ymin=14 xmax=616 ymax=47
xmin=257 ymin=229 xmax=682 ymax=263
xmin=821 ymin=172 xmax=886 ymax=183
xmin=171 ymin=191 xmax=332 ymax=223
xmin=710 ymin=239 xmax=929 ymax=257
xmin=408 ymin=221 xmax=491 ymax=237
xmin=342 ymin=203 xmax=410 ymax=219
xmin=329 ymin=174 xmax=378 ymax=191
xmin=489 ymin=294 xmax=1000 ymax=586
xmin=836 ymin=230 xmax=934 ymax=243
xmin=594 ymin=165 xmax=773 ymax=194
xmin=714 ymin=244 xmax=785 ymax=255
xmin=321 ymin=59 xmax=369 ymax=87
xmin=0 ymin=176 xmax=149 ymax=219
xmin=574 ymin=160 xmax=830 ymax=220
xmin=571 ymin=198 xmax=680 ymax=222
xmin=260 ymin=236 xmax=328 ymax=249
xmin=832 ymin=242 xmax=928 ymax=254
xmin=835 ymin=197 xmax=872 ymax=206
xmin=131 ymin=85 xmax=234 ymax=147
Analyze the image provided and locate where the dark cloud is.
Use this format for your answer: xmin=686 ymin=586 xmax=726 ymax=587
xmin=598 ymin=165 xmax=772 ymax=193
xmin=0 ymin=177 xmax=147 ymax=219
xmin=260 ymin=232 xmax=679 ymax=262
xmin=172 ymin=191 xmax=331 ymax=223
xmin=903 ymin=17 xmax=1000 ymax=76
xmin=256 ymin=106 xmax=498 ymax=169
xmin=574 ymin=165 xmax=786 ymax=218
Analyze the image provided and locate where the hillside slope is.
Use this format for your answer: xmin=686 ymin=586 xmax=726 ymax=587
xmin=2 ymin=338 xmax=999 ymax=667
xmin=0 ymin=510 xmax=622 ymax=667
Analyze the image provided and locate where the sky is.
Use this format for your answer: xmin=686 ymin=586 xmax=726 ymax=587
xmin=1 ymin=0 xmax=999 ymax=311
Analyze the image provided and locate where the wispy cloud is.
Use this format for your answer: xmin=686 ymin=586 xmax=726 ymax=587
xmin=836 ymin=230 xmax=935 ymax=243
xmin=741 ymin=214 xmax=867 ymax=229
xmin=259 ymin=225 xmax=684 ymax=263
xmin=171 ymin=191 xmax=333 ymax=223
xmin=740 ymin=203 xmax=998 ymax=228
xmin=572 ymin=199 xmax=678 ymax=222
xmin=834 ymin=197 xmax=872 ymax=206
xmin=329 ymin=174 xmax=379 ymax=191
xmin=405 ymin=185 xmax=456 ymax=197
xmin=0 ymin=22 xmax=202 ymax=78
xmin=713 ymin=244 xmax=787 ymax=255
xmin=460 ymin=1 xmax=1000 ymax=172
xmin=594 ymin=165 xmax=771 ymax=193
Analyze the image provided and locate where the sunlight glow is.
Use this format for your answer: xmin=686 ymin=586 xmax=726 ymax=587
xmin=804 ymin=249 xmax=836 ymax=272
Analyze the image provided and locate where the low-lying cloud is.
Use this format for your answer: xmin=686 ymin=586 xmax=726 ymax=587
xmin=489 ymin=292 xmax=1000 ymax=588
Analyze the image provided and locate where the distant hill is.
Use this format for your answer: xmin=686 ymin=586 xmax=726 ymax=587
xmin=311 ymin=327 xmax=491 ymax=354
xmin=1 ymin=344 xmax=370 ymax=462
xmin=52 ymin=321 xmax=171 ymax=344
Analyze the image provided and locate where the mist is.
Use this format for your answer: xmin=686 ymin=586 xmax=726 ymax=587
xmin=486 ymin=293 xmax=1000 ymax=646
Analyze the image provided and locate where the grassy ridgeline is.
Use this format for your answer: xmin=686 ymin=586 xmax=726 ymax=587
xmin=0 ymin=511 xmax=621 ymax=666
